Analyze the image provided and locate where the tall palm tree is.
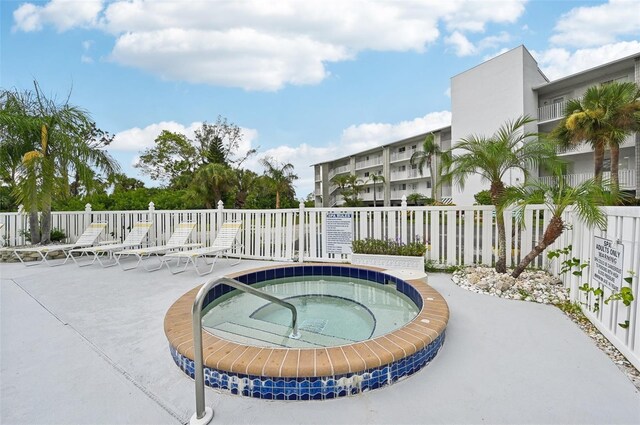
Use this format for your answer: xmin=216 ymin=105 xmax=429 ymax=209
xmin=410 ymin=133 xmax=441 ymax=201
xmin=260 ymin=157 xmax=298 ymax=209
xmin=504 ymin=175 xmax=612 ymax=278
xmin=441 ymin=115 xmax=560 ymax=273
xmin=554 ymin=81 xmax=640 ymax=193
xmin=187 ymin=163 xmax=233 ymax=209
xmin=0 ymin=83 xmax=120 ymax=244
xmin=368 ymin=174 xmax=386 ymax=207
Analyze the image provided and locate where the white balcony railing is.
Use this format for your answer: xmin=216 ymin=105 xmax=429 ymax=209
xmin=328 ymin=165 xmax=350 ymax=180
xmin=538 ymin=100 xmax=570 ymax=123
xmin=390 ymin=169 xmax=422 ymax=181
xmin=538 ymin=170 xmax=636 ymax=189
xmin=390 ymin=149 xmax=419 ymax=163
xmin=355 ymin=157 xmax=383 ymax=170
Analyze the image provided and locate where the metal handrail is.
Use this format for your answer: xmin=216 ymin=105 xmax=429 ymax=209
xmin=190 ymin=276 xmax=300 ymax=424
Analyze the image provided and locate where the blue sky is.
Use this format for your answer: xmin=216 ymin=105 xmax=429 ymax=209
xmin=2 ymin=0 xmax=639 ymax=198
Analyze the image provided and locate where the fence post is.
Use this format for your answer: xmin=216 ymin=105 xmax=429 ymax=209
xmin=148 ymin=202 xmax=156 ymax=245
xmin=401 ymin=195 xmax=408 ymax=242
xmin=299 ymin=201 xmax=305 ymax=263
xmin=16 ymin=204 xmax=26 ymax=246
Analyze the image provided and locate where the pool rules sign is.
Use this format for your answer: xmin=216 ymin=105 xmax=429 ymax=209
xmin=592 ymin=236 xmax=624 ymax=292
xmin=326 ymin=212 xmax=353 ymax=254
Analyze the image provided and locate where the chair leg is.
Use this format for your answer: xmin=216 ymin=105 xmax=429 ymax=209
xmin=118 ymin=254 xmax=144 ymax=271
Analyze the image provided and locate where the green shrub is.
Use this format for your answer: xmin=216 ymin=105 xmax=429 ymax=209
xmin=474 ymin=190 xmax=492 ymax=205
xmin=352 ymin=238 xmax=427 ymax=256
xmin=20 ymin=228 xmax=66 ymax=243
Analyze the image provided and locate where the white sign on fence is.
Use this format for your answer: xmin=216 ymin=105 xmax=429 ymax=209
xmin=592 ymin=236 xmax=625 ymax=292
xmin=326 ymin=212 xmax=353 ymax=254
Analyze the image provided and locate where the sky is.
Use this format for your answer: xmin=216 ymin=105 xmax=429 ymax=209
xmin=2 ymin=0 xmax=640 ymax=199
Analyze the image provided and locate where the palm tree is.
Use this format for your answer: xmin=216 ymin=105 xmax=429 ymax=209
xmin=187 ymin=163 xmax=232 ymax=209
xmin=441 ymin=115 xmax=560 ymax=273
xmin=410 ymin=133 xmax=441 ymax=201
xmin=232 ymin=168 xmax=258 ymax=209
xmin=368 ymin=174 xmax=386 ymax=207
xmin=0 ymin=83 xmax=120 ymax=244
xmin=505 ymin=175 xmax=612 ymax=278
xmin=554 ymin=81 xmax=640 ymax=193
xmin=260 ymin=156 xmax=298 ymax=209
xmin=406 ymin=193 xmax=427 ymax=206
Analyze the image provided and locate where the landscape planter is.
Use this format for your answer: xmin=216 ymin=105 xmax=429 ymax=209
xmin=350 ymin=253 xmax=425 ymax=272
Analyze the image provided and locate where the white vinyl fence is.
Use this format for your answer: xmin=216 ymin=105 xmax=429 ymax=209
xmin=1 ymin=202 xmax=638 ymax=369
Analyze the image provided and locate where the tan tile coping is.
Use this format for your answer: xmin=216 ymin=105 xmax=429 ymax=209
xmin=164 ymin=263 xmax=449 ymax=379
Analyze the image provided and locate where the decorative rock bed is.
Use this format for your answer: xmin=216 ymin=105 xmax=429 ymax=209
xmin=0 ymin=247 xmax=67 ymax=263
xmin=452 ymin=266 xmax=640 ymax=390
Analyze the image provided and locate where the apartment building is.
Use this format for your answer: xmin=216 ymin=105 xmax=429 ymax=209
xmin=313 ymin=45 xmax=640 ymax=207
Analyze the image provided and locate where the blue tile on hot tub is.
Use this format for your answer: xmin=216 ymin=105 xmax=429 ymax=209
xmin=313 ymin=266 xmax=322 ymax=275
xmin=303 ymin=265 xmax=312 ymax=275
xmin=294 ymin=266 xmax=303 ymax=276
xmin=349 ymin=267 xmax=359 ymax=277
xmin=256 ymin=270 xmax=266 ymax=282
xmin=330 ymin=266 xmax=340 ymax=276
xmin=285 ymin=267 xmax=294 ymax=277
xmin=274 ymin=267 xmax=285 ymax=279
xmin=265 ymin=269 xmax=274 ymax=280
xmin=339 ymin=267 xmax=350 ymax=277
xmin=252 ymin=390 xmax=261 ymax=398
xmin=247 ymin=273 xmax=257 ymax=284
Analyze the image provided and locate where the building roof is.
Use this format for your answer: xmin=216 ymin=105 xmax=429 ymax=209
xmin=310 ymin=125 xmax=451 ymax=166
xmin=533 ymin=51 xmax=639 ymax=95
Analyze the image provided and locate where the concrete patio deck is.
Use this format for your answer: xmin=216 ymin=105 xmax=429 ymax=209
xmin=1 ymin=259 xmax=639 ymax=424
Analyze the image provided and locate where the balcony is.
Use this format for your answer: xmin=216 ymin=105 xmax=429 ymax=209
xmin=328 ymin=165 xmax=350 ymax=180
xmin=538 ymin=170 xmax=636 ymax=190
xmin=355 ymin=157 xmax=383 ymax=170
xmin=390 ymin=149 xmax=419 ymax=163
xmin=390 ymin=169 xmax=423 ymax=181
xmin=538 ymin=100 xmax=569 ymax=123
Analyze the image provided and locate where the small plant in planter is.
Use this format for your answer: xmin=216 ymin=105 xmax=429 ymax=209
xmin=351 ymin=237 xmax=427 ymax=271
xmin=352 ymin=238 xmax=427 ymax=256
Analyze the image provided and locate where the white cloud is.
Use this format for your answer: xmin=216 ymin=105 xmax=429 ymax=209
xmin=110 ymin=28 xmax=349 ymax=91
xmin=550 ymin=0 xmax=640 ymax=48
xmin=445 ymin=31 xmax=476 ymax=56
xmin=532 ymin=41 xmax=640 ymax=80
xmin=110 ymin=121 xmax=201 ymax=151
xmin=13 ymin=0 xmax=103 ymax=32
xmin=444 ymin=87 xmax=451 ymax=98
xmin=12 ymin=0 xmax=527 ymax=90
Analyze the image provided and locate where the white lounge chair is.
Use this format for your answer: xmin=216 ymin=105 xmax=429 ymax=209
xmin=13 ymin=222 xmax=108 ymax=267
xmin=159 ymin=221 xmax=243 ymax=276
xmin=70 ymin=222 xmax=153 ymax=267
xmin=113 ymin=221 xmax=200 ymax=271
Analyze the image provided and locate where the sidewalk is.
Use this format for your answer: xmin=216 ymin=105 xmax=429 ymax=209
xmin=1 ymin=260 xmax=638 ymax=424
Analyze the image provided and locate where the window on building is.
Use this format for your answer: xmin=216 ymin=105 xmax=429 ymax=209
xmin=364 ymin=172 xmax=369 ymax=177
xmin=398 ymin=147 xmax=406 ymax=153
xmin=411 ymin=145 xmax=416 ymax=150
xmin=401 ymin=184 xmax=406 ymax=190
xmin=552 ymin=96 xmax=564 ymax=104
xmin=399 ymin=165 xmax=406 ymax=171
xmin=426 ymin=180 xmax=432 ymax=188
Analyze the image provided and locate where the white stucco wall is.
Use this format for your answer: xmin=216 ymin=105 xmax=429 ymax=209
xmin=450 ymin=46 xmax=547 ymax=205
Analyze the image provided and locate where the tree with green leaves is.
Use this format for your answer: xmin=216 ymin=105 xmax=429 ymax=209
xmin=231 ymin=168 xmax=258 ymax=209
xmin=0 ymin=83 xmax=120 ymax=243
xmin=410 ymin=133 xmax=442 ymax=201
xmin=186 ymin=163 xmax=233 ymax=209
xmin=368 ymin=174 xmax=386 ymax=207
xmin=441 ymin=115 xmax=560 ymax=273
xmin=195 ymin=116 xmax=257 ymax=167
xmin=553 ymin=81 xmax=640 ymax=193
xmin=330 ymin=173 xmax=365 ymax=206
xmin=505 ymin=175 xmax=613 ymax=278
xmin=260 ymin=156 xmax=298 ymax=209
xmin=135 ymin=130 xmax=198 ymax=187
